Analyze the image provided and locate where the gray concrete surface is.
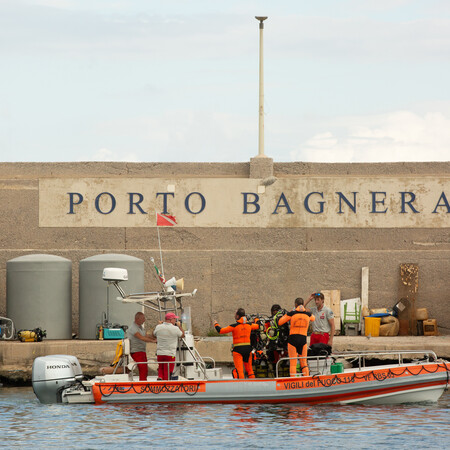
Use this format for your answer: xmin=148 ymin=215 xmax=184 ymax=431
xmin=1 ymin=335 xmax=449 ymax=384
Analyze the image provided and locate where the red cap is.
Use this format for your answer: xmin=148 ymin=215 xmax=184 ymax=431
xmin=165 ymin=312 xmax=179 ymax=320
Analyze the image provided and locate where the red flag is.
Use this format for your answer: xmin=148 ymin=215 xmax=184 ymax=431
xmin=156 ymin=213 xmax=177 ymax=227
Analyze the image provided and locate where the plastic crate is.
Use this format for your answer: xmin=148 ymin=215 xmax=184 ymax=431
xmin=103 ymin=328 xmax=125 ymax=340
xmin=308 ymin=357 xmax=331 ymax=376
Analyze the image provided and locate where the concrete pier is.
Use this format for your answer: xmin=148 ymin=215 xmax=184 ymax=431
xmin=1 ymin=335 xmax=449 ymax=385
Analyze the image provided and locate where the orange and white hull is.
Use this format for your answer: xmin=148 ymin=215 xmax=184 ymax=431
xmin=86 ymin=361 xmax=449 ymax=405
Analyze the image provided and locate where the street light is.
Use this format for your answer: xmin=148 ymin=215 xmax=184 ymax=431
xmin=255 ymin=16 xmax=268 ymax=158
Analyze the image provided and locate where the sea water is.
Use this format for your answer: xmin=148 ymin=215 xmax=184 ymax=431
xmin=0 ymin=387 xmax=449 ymax=449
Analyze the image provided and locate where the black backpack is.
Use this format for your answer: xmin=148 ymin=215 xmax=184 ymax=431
xmin=308 ymin=343 xmax=332 ymax=356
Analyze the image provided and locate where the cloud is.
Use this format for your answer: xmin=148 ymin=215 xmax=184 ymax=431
xmin=1 ymin=2 xmax=449 ymax=164
xmin=86 ymin=110 xmax=256 ymax=162
xmin=0 ymin=1 xmax=251 ymax=59
xmin=271 ymin=16 xmax=450 ymax=62
xmin=3 ymin=2 xmax=449 ymax=63
xmin=291 ymin=110 xmax=450 ymax=162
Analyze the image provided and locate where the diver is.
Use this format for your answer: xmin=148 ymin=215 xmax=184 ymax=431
xmin=265 ymin=304 xmax=289 ymax=367
xmin=278 ymin=298 xmax=315 ymax=377
xmin=214 ymin=308 xmax=259 ymax=379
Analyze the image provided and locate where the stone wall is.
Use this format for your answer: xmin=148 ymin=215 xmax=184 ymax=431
xmin=0 ymin=161 xmax=448 ymax=336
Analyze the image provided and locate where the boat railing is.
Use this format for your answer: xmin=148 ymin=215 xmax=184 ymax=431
xmin=331 ymin=350 xmax=439 ymax=371
xmin=179 ymin=337 xmax=213 ymax=379
xmin=200 ymin=356 xmax=216 ymax=368
xmin=275 ymin=355 xmax=332 ymax=378
xmin=127 ymin=358 xmax=211 ymax=381
xmin=275 ymin=350 xmax=439 ymax=377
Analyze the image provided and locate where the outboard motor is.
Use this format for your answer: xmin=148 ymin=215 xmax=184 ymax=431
xmin=32 ymin=355 xmax=84 ymax=403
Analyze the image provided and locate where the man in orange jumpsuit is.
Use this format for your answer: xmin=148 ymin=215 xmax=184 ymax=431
xmin=278 ymin=298 xmax=315 ymax=377
xmin=214 ymin=308 xmax=259 ymax=379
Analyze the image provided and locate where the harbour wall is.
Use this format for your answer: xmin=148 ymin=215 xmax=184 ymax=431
xmin=0 ymin=161 xmax=448 ymax=336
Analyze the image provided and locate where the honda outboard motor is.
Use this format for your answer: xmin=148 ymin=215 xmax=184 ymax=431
xmin=32 ymin=355 xmax=84 ymax=403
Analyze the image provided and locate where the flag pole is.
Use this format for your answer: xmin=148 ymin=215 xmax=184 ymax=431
xmin=155 ymin=211 xmax=165 ymax=278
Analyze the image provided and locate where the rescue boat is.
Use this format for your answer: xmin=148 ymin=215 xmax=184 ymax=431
xmin=32 ymin=345 xmax=450 ymax=405
xmin=31 ymin=265 xmax=450 ymax=405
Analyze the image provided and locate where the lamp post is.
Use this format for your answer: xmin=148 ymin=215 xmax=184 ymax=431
xmin=255 ymin=16 xmax=268 ymax=158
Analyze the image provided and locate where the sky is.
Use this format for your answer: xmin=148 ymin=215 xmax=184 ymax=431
xmin=0 ymin=0 xmax=449 ymax=163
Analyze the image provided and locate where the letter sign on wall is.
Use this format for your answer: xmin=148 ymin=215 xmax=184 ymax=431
xmin=39 ymin=177 xmax=449 ymax=228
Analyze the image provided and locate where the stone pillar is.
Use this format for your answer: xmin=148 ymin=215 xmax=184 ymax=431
xmin=249 ymin=156 xmax=273 ymax=179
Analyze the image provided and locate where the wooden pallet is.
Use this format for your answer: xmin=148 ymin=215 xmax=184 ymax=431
xmin=322 ymin=289 xmax=341 ymax=334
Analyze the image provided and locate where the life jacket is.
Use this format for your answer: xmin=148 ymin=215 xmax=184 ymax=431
xmin=278 ymin=306 xmax=315 ymax=336
xmin=216 ymin=316 xmax=259 ymax=346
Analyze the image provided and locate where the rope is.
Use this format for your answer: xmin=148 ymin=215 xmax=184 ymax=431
xmin=99 ymin=381 xmax=202 ymax=398
xmin=312 ymin=362 xmax=449 ymax=388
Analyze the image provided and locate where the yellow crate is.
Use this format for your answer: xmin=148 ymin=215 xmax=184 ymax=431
xmin=423 ymin=319 xmax=438 ymax=336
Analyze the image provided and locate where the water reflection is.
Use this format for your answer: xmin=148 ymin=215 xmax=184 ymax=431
xmin=0 ymin=387 xmax=448 ymax=448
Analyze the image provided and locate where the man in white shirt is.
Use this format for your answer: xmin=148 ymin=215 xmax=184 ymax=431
xmin=152 ymin=312 xmax=185 ymax=380
xmin=126 ymin=311 xmax=156 ymax=381
xmin=305 ymin=292 xmax=335 ymax=348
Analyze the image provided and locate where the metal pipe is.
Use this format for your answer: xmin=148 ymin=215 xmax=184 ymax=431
xmin=111 ymin=281 xmax=126 ymax=298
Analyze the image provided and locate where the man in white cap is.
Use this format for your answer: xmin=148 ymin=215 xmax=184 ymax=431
xmin=152 ymin=312 xmax=185 ymax=380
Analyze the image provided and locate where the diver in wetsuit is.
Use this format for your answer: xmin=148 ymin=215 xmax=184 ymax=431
xmin=214 ymin=308 xmax=259 ymax=379
xmin=278 ymin=298 xmax=315 ymax=377
xmin=265 ymin=304 xmax=289 ymax=366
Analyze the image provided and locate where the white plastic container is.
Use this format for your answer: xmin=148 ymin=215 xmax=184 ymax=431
xmin=308 ymin=357 xmax=331 ymax=376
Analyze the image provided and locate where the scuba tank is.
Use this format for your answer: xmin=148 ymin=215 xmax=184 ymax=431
xmin=274 ymin=309 xmax=289 ymax=350
xmin=17 ymin=328 xmax=47 ymax=342
xmin=267 ymin=309 xmax=288 ymax=342
xmin=248 ymin=314 xmax=266 ymax=351
xmin=254 ymin=351 xmax=269 ymax=378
